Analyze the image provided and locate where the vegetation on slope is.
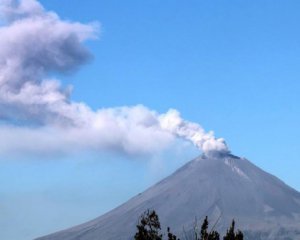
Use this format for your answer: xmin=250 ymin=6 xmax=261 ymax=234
xmin=134 ymin=210 xmax=243 ymax=240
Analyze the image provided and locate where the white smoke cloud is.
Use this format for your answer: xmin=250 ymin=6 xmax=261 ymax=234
xmin=159 ymin=109 xmax=228 ymax=156
xmin=0 ymin=0 xmax=229 ymax=157
xmin=0 ymin=105 xmax=174 ymax=156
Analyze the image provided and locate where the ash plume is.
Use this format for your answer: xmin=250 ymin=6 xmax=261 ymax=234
xmin=0 ymin=0 xmax=229 ymax=157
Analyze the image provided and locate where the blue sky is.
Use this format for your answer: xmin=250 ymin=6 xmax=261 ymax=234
xmin=1 ymin=1 xmax=300 ymax=240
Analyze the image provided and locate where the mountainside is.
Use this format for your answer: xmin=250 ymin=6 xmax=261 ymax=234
xmin=36 ymin=154 xmax=300 ymax=240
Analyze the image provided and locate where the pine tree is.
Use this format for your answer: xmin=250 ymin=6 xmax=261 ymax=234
xmin=134 ymin=210 xmax=179 ymax=240
xmin=208 ymin=231 xmax=220 ymax=240
xmin=199 ymin=216 xmax=220 ymax=240
xmin=134 ymin=210 xmax=163 ymax=240
xmin=223 ymin=220 xmax=243 ymax=240
xmin=234 ymin=230 xmax=243 ymax=240
xmin=200 ymin=216 xmax=209 ymax=240
xmin=167 ymin=227 xmax=179 ymax=240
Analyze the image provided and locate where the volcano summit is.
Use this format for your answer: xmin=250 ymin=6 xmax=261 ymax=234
xmin=37 ymin=153 xmax=300 ymax=240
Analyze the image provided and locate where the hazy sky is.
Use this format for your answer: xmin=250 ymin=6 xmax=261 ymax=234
xmin=1 ymin=1 xmax=300 ymax=240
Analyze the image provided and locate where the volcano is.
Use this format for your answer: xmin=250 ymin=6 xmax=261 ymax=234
xmin=36 ymin=153 xmax=300 ymax=240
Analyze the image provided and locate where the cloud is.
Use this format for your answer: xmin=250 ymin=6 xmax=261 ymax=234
xmin=0 ymin=0 xmax=229 ymax=158
xmin=0 ymin=0 xmax=98 ymax=126
xmin=1 ymin=0 xmax=43 ymax=22
xmin=0 ymin=105 xmax=174 ymax=156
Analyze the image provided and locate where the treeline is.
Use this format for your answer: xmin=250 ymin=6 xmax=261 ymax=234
xmin=134 ymin=210 xmax=243 ymax=240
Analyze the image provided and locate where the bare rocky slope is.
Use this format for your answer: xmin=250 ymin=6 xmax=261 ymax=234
xmin=36 ymin=153 xmax=300 ymax=240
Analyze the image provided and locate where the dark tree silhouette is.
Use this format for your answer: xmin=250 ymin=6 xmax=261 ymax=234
xmin=167 ymin=227 xmax=179 ymax=240
xmin=200 ymin=216 xmax=209 ymax=240
xmin=134 ymin=210 xmax=163 ymax=240
xmin=134 ymin=210 xmax=179 ymax=240
xmin=200 ymin=216 xmax=220 ymax=240
xmin=134 ymin=211 xmax=243 ymax=240
xmin=208 ymin=231 xmax=220 ymax=240
xmin=223 ymin=220 xmax=243 ymax=240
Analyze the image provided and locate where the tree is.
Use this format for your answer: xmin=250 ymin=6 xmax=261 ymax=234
xmin=134 ymin=210 xmax=179 ymax=240
xmin=200 ymin=216 xmax=209 ymax=240
xmin=135 ymin=210 xmax=163 ymax=240
xmin=208 ymin=231 xmax=220 ymax=240
xmin=167 ymin=227 xmax=179 ymax=240
xmin=223 ymin=220 xmax=243 ymax=240
xmin=200 ymin=216 xmax=220 ymax=240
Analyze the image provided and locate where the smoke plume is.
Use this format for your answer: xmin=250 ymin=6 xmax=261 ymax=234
xmin=0 ymin=0 xmax=229 ymax=157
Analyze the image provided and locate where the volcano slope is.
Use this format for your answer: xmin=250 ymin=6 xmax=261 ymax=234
xmin=36 ymin=153 xmax=300 ymax=240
